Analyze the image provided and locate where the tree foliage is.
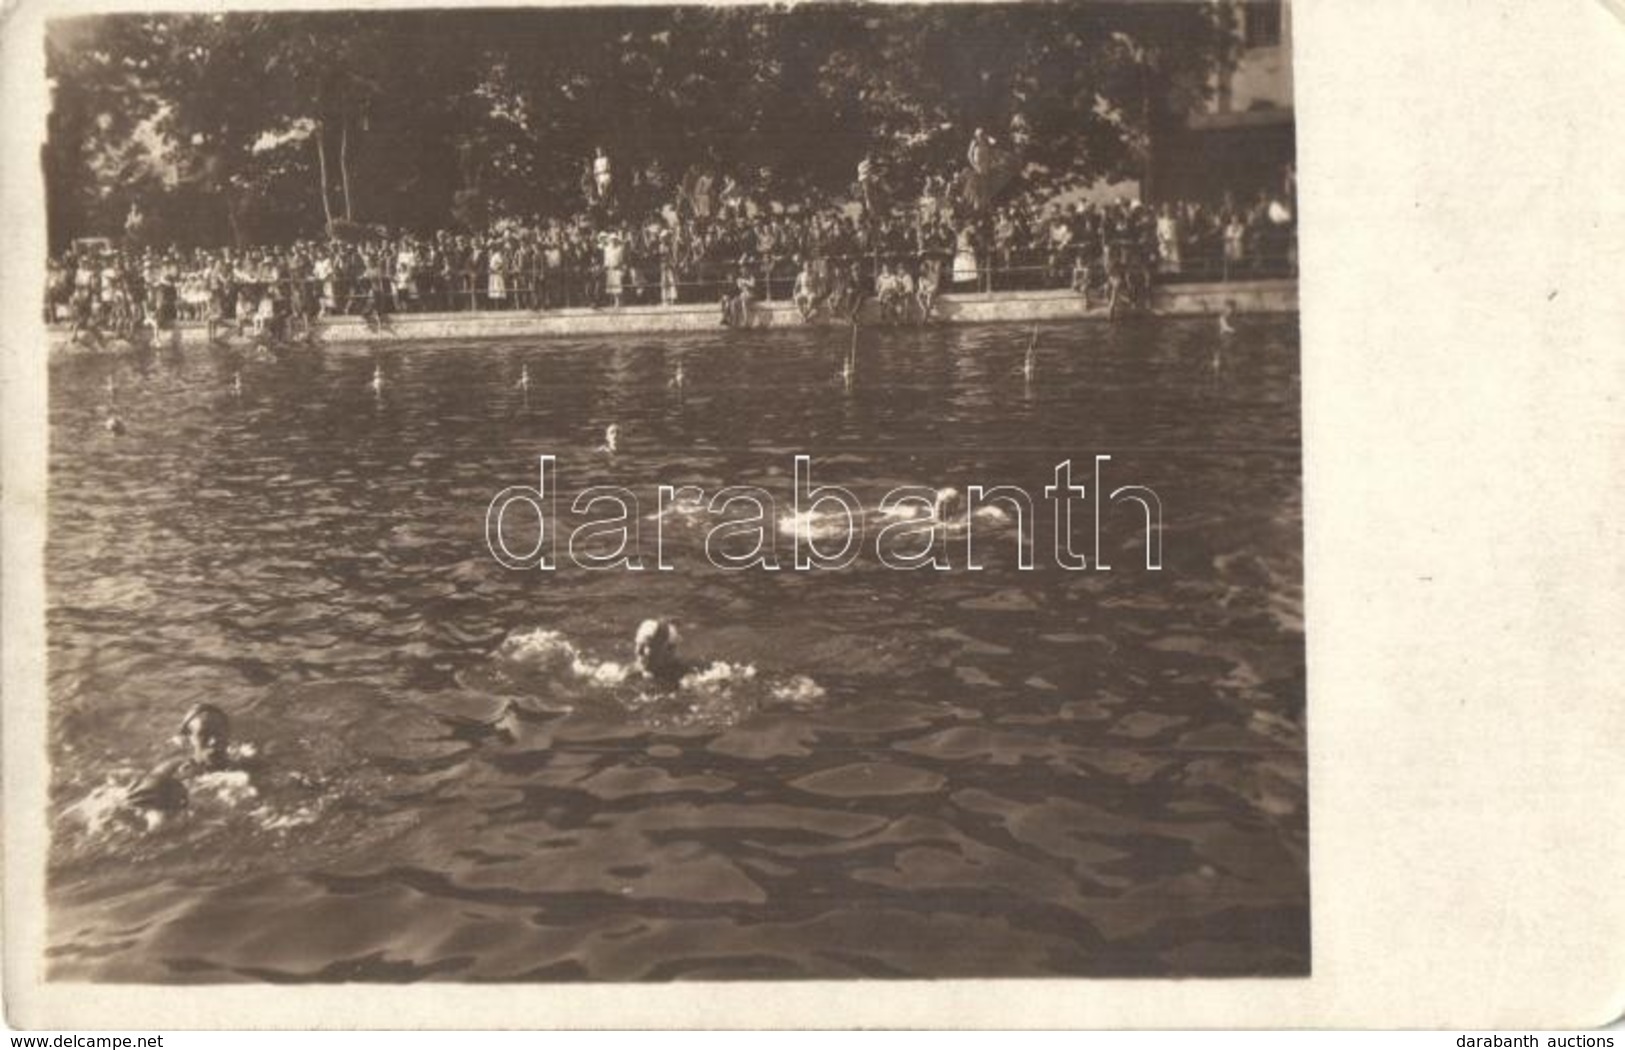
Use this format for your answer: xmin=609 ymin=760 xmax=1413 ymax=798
xmin=43 ymin=3 xmax=1237 ymax=249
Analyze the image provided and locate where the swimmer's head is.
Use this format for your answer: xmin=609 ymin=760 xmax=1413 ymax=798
xmin=178 ymin=703 xmax=230 ymax=769
xmin=934 ymin=486 xmax=965 ymax=523
xmin=633 ymin=619 xmax=682 ymax=681
xmin=604 ymin=423 xmax=620 ymax=450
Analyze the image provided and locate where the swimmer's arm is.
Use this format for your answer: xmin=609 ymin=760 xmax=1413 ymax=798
xmin=131 ymin=756 xmax=188 ymax=786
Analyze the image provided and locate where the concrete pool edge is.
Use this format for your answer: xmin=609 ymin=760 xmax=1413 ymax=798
xmin=49 ymin=277 xmax=1297 ymax=351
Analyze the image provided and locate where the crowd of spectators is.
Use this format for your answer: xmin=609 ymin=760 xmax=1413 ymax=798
xmin=48 ymin=171 xmax=1296 ymax=341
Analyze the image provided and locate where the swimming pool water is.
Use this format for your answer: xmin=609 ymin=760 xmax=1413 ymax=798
xmin=46 ymin=318 xmax=1307 ymax=980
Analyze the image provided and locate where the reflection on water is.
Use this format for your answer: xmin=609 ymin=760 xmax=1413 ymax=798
xmin=47 ymin=318 xmax=1306 ymax=981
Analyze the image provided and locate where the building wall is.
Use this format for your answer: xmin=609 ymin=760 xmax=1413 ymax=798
xmin=1215 ymin=1 xmax=1294 ymax=117
xmin=1154 ymin=122 xmax=1296 ymax=205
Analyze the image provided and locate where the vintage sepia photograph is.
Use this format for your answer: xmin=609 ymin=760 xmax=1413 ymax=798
xmin=38 ymin=1 xmax=1305 ymax=984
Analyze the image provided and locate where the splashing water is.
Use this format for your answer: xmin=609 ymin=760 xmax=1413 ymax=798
xmin=489 ymin=625 xmax=825 ymax=729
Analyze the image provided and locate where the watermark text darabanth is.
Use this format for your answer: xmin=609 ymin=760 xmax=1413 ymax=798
xmin=485 ymin=454 xmax=1163 ymax=573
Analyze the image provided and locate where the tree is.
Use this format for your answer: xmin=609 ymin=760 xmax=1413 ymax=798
xmin=44 ymin=17 xmax=167 ymax=247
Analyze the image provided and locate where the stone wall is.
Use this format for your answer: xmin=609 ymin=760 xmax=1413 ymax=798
xmin=51 ymin=279 xmax=1297 ymax=352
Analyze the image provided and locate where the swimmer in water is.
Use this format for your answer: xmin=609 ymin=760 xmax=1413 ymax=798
xmin=598 ymin=423 xmax=620 ymax=454
xmin=370 ymin=364 xmax=385 ymax=396
xmin=632 ymin=618 xmax=688 ymax=688
xmin=102 ymin=370 xmax=126 ymax=434
xmin=1022 ymin=325 xmax=1038 ymax=381
xmin=122 ymin=703 xmax=238 ymax=824
xmin=231 ymin=371 xmax=243 ymax=398
xmin=481 ymin=620 xmax=825 ymax=731
xmin=930 ymin=485 xmax=1009 ymax=527
xmin=670 ymin=361 xmax=685 ymax=390
xmin=516 ymin=364 xmax=531 ymax=392
xmin=1219 ymin=299 xmax=1238 ymax=338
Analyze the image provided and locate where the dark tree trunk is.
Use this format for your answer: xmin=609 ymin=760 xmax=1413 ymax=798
xmin=340 ymin=116 xmax=355 ymax=221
